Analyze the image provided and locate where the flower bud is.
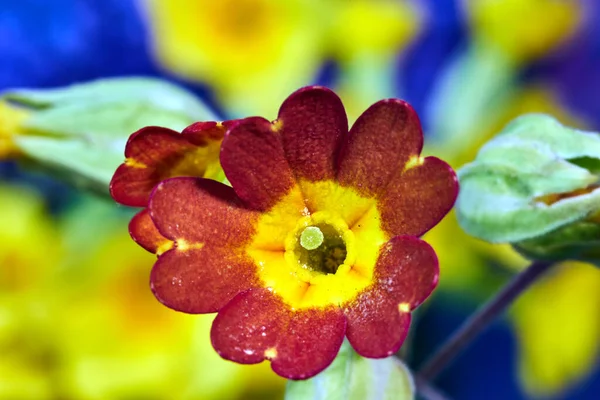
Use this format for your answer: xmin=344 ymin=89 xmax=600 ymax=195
xmin=457 ymin=114 xmax=600 ymax=263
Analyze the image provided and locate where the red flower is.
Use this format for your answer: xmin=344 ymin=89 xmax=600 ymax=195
xmin=113 ymin=86 xmax=458 ymax=379
xmin=110 ymin=121 xmax=231 ymax=207
xmin=110 ymin=120 xmax=233 ymax=255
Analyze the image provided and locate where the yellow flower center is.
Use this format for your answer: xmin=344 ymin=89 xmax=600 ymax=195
xmin=285 ymin=212 xmax=356 ymax=279
xmin=248 ymin=181 xmax=388 ymax=310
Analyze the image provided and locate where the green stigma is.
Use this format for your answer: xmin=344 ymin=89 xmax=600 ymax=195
xmin=300 ymin=226 xmax=324 ymax=250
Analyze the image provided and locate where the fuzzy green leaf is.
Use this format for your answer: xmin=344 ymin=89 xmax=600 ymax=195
xmin=3 ymin=77 xmax=217 ymax=193
xmin=285 ymin=341 xmax=414 ymax=400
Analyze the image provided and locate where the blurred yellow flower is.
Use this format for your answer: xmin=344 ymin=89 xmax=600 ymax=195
xmin=511 ymin=262 xmax=600 ymax=397
xmin=54 ymin=224 xmax=285 ymax=400
xmin=328 ymin=0 xmax=419 ymax=63
xmin=331 ymin=0 xmax=421 ymax=121
xmin=0 ymin=191 xmax=285 ymax=399
xmin=144 ymin=0 xmax=420 ymax=118
xmin=0 ymin=185 xmax=61 ymax=291
xmin=0 ymin=185 xmax=62 ymax=399
xmin=0 ymin=100 xmax=29 ymax=158
xmin=466 ymin=0 xmax=583 ymax=63
xmin=144 ymin=0 xmax=328 ymax=116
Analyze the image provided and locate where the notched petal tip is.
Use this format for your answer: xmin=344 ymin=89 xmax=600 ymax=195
xmin=344 ymin=236 xmax=438 ymax=358
xmin=221 ymin=117 xmax=296 ymax=211
xmin=271 ymin=306 xmax=346 ymax=380
xmin=211 ymin=288 xmax=346 ymax=380
xmin=379 ymin=235 xmax=440 ymax=309
xmin=210 ymin=288 xmax=286 ymax=364
xmin=380 ymin=156 xmax=458 ymax=237
xmin=337 ymin=98 xmax=424 ymax=197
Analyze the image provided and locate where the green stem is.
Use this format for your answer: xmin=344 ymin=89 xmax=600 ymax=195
xmin=417 ymin=260 xmax=554 ymax=381
xmin=414 ymin=376 xmax=452 ymax=400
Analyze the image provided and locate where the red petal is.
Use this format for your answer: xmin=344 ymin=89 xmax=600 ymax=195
xmin=148 ymin=177 xmax=257 ymax=246
xmin=110 ymin=126 xmax=198 ymax=206
xmin=110 ymin=163 xmax=151 ymax=207
xmin=211 ymin=288 xmax=346 ymax=379
xmin=278 ymin=86 xmax=348 ymax=182
xmin=345 ymin=236 xmax=438 ymax=358
xmin=271 ymin=306 xmax=346 ymax=379
xmin=150 ymin=247 xmax=258 ymax=314
xmin=129 ymin=209 xmax=173 ymax=255
xmin=211 ymin=288 xmax=287 ymax=364
xmin=379 ymin=156 xmax=458 ymax=237
xmin=346 ymin=297 xmax=411 ymax=358
xmin=110 ymin=123 xmax=227 ymax=207
xmin=337 ymin=100 xmax=423 ymax=197
xmin=182 ymin=120 xmax=229 ymax=145
xmin=123 ymin=126 xmax=190 ymax=165
xmin=221 ymin=117 xmax=296 ymax=211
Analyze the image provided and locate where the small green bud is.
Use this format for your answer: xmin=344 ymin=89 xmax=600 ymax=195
xmin=456 ymin=114 xmax=600 ymax=264
xmin=2 ymin=77 xmax=217 ymax=194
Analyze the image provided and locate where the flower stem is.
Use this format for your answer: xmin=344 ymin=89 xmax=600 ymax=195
xmin=417 ymin=260 xmax=554 ymax=381
xmin=414 ymin=376 xmax=453 ymax=400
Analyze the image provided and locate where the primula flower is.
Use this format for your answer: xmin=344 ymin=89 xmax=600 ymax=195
xmin=110 ymin=120 xmax=233 ymax=257
xmin=117 ymin=86 xmax=458 ymax=379
xmin=110 ymin=120 xmax=231 ymax=208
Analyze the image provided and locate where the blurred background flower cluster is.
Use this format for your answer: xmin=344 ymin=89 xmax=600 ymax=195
xmin=1 ymin=0 xmax=599 ymax=398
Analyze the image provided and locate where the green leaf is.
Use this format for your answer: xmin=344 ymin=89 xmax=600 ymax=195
xmin=456 ymin=113 xmax=600 ymax=263
xmin=3 ymin=77 xmax=217 ymax=193
xmin=14 ymin=136 xmax=124 ymax=195
xmin=2 ymin=77 xmax=216 ymax=125
xmin=285 ymin=341 xmax=414 ymax=400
